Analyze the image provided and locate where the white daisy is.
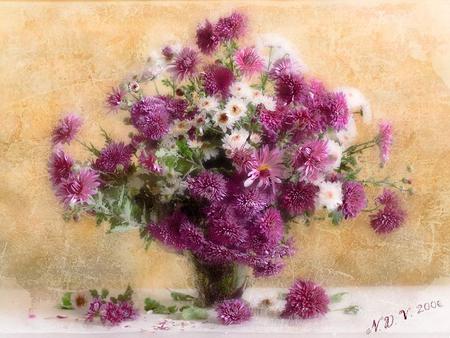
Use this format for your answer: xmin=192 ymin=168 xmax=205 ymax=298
xmin=249 ymin=133 xmax=262 ymax=145
xmin=222 ymin=129 xmax=250 ymax=152
xmin=336 ymin=115 xmax=357 ymax=147
xmin=170 ymin=119 xmax=192 ymax=137
xmin=317 ymin=181 xmax=343 ymax=211
xmin=188 ymin=139 xmax=203 ymax=149
xmin=213 ymin=111 xmax=234 ymax=131
xmin=252 ymin=95 xmax=277 ymax=111
xmin=335 ymin=86 xmax=372 ymax=124
xmin=201 ymin=146 xmax=219 ymax=161
xmin=326 ymin=140 xmax=343 ymax=170
xmin=230 ymin=81 xmax=253 ymax=100
xmin=224 ymin=98 xmax=247 ymax=124
xmin=198 ymin=96 xmax=219 ymax=112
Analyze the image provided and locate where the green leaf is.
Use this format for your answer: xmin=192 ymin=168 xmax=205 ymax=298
xmin=330 ymin=292 xmax=347 ymax=303
xmin=170 ymin=291 xmax=195 ymax=302
xmin=167 ymin=305 xmax=178 ymax=314
xmin=329 ymin=211 xmax=343 ymax=225
xmin=180 ymin=306 xmax=208 ymax=320
xmin=60 ymin=292 xmax=74 ymax=310
xmin=100 ymin=288 xmax=109 ymax=300
xmin=176 ymin=139 xmax=194 ymax=158
xmin=343 ymin=305 xmax=360 ymax=315
xmin=90 ymin=289 xmax=99 ymax=298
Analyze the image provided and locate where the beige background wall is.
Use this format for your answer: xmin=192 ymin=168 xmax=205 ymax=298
xmin=1 ymin=1 xmax=450 ymax=297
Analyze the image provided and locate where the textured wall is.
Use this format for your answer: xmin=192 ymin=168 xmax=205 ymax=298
xmin=1 ymin=1 xmax=450 ymax=297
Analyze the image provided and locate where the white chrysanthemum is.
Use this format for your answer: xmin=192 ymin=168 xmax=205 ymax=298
xmin=326 ymin=140 xmax=343 ymax=170
xmin=222 ymin=129 xmax=250 ymax=152
xmin=230 ymin=81 xmax=253 ymax=99
xmin=213 ymin=111 xmax=234 ymax=131
xmin=317 ymin=181 xmax=343 ymax=211
xmin=256 ymin=33 xmax=308 ymax=72
xmin=199 ymin=96 xmax=219 ymax=112
xmin=188 ymin=139 xmax=203 ymax=149
xmin=170 ymin=119 xmax=192 ymax=136
xmin=202 ymin=146 xmax=219 ymax=161
xmin=224 ymin=98 xmax=247 ymax=124
xmin=252 ymin=95 xmax=276 ymax=111
xmin=249 ymin=133 xmax=262 ymax=144
xmin=141 ymin=52 xmax=167 ymax=81
xmin=336 ymin=115 xmax=357 ymax=147
xmin=335 ymin=86 xmax=372 ymax=124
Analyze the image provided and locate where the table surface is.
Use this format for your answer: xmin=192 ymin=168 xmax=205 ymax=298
xmin=1 ymin=286 xmax=450 ymax=337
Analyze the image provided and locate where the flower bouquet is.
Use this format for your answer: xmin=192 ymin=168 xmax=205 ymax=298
xmin=49 ymin=11 xmax=410 ymax=309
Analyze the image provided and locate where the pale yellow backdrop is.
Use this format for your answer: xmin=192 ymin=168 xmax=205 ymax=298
xmin=1 ymin=1 xmax=450 ymax=297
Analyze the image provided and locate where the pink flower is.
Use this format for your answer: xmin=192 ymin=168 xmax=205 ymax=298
xmin=85 ymin=298 xmax=104 ymax=322
xmin=207 ymin=205 xmax=248 ymax=248
xmin=234 ymin=47 xmax=264 ymax=77
xmin=105 ymin=87 xmax=125 ymax=113
xmin=269 ymin=57 xmax=297 ymax=80
xmin=232 ymin=187 xmax=268 ymax=217
xmin=341 ymin=181 xmax=367 ymax=219
xmin=202 ymin=65 xmax=234 ymax=99
xmin=94 ymin=142 xmax=134 ymax=174
xmin=139 ymin=151 xmax=161 ymax=173
xmin=244 ymin=146 xmax=285 ymax=193
xmin=293 ymin=140 xmax=330 ymax=180
xmin=378 ymin=121 xmax=393 ymax=165
xmin=57 ymin=168 xmax=100 ymax=206
xmin=188 ymin=171 xmax=228 ymax=202
xmin=279 ymin=181 xmax=318 ymax=216
xmin=147 ymin=212 xmax=189 ymax=251
xmin=51 ymin=114 xmax=83 ymax=145
xmin=252 ymin=207 xmax=283 ymax=244
xmin=214 ymin=12 xmax=247 ymax=41
xmin=230 ymin=148 xmax=256 ymax=173
xmin=196 ymin=20 xmax=219 ymax=54
xmin=48 ymin=149 xmax=74 ymax=187
xmin=281 ymin=280 xmax=329 ymax=319
xmin=253 ymin=260 xmax=284 ymax=277
xmin=216 ymin=299 xmax=252 ymax=325
xmin=171 ymin=47 xmax=199 ymax=80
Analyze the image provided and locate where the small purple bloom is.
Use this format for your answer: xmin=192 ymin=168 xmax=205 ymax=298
xmin=85 ymin=298 xmax=104 ymax=322
xmin=196 ymin=20 xmax=219 ymax=55
xmin=202 ymin=65 xmax=234 ymax=99
xmin=139 ymin=151 xmax=161 ymax=173
xmin=232 ymin=187 xmax=268 ymax=217
xmin=105 ymin=87 xmax=125 ymax=113
xmin=370 ymin=189 xmax=406 ymax=234
xmin=216 ymin=299 xmax=252 ymax=325
xmin=48 ymin=149 xmax=74 ymax=187
xmin=378 ymin=121 xmax=393 ymax=165
xmin=293 ymin=140 xmax=330 ymax=180
xmin=147 ymin=212 xmax=189 ymax=251
xmin=51 ymin=114 xmax=83 ymax=145
xmin=252 ymin=207 xmax=283 ymax=244
xmin=269 ymin=57 xmax=297 ymax=80
xmin=94 ymin=142 xmax=133 ymax=174
xmin=171 ymin=47 xmax=199 ymax=80
xmin=341 ymin=181 xmax=367 ymax=219
xmin=214 ymin=12 xmax=247 ymax=41
xmin=253 ymin=260 xmax=284 ymax=277
xmin=281 ymin=280 xmax=329 ymax=319
xmin=275 ymin=73 xmax=308 ymax=105
xmin=279 ymin=181 xmax=318 ymax=216
xmin=188 ymin=171 xmax=228 ymax=202
xmin=234 ymin=47 xmax=264 ymax=77
xmin=130 ymin=97 xmax=169 ymax=141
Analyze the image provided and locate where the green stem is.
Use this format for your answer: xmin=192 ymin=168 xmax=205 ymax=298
xmin=343 ymin=139 xmax=377 ymax=155
xmin=360 ymin=178 xmax=409 ymax=192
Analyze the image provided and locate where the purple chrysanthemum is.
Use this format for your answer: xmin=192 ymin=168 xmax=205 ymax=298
xmin=130 ymin=97 xmax=169 ymax=141
xmin=214 ymin=12 xmax=247 ymax=41
xmin=51 ymin=114 xmax=83 ymax=145
xmin=281 ymin=280 xmax=329 ymax=319
xmin=253 ymin=260 xmax=284 ymax=277
xmin=202 ymin=65 xmax=234 ymax=99
xmin=117 ymin=301 xmax=138 ymax=321
xmin=244 ymin=146 xmax=285 ymax=193
xmin=275 ymin=73 xmax=308 ymax=105
xmin=258 ymin=105 xmax=285 ymax=140
xmin=147 ymin=212 xmax=189 ymax=251
xmin=279 ymin=181 xmax=318 ymax=216
xmin=57 ymin=168 xmax=100 ymax=206
xmin=48 ymin=149 xmax=74 ymax=187
xmin=197 ymin=240 xmax=236 ymax=265
xmin=216 ymin=299 xmax=252 ymax=325
xmin=370 ymin=189 xmax=406 ymax=234
xmin=232 ymin=187 xmax=268 ymax=217
xmin=85 ymin=298 xmax=104 ymax=322
xmin=94 ymin=142 xmax=133 ymax=174
xmin=161 ymin=45 xmax=176 ymax=61
xmin=160 ymin=96 xmax=189 ymax=120
xmin=171 ymin=47 xmax=199 ymax=80
xmin=105 ymin=87 xmax=125 ymax=113
xmin=139 ymin=151 xmax=161 ymax=173
xmin=208 ymin=206 xmax=248 ymax=248
xmin=100 ymin=301 xmax=137 ymax=326
xmin=292 ymin=107 xmax=326 ymax=140
xmin=378 ymin=121 xmax=393 ymax=165
xmin=196 ymin=20 xmax=219 ymax=54
xmin=230 ymin=148 xmax=256 ymax=173
xmin=234 ymin=47 xmax=264 ymax=77
xmin=269 ymin=57 xmax=297 ymax=80
xmin=252 ymin=208 xmax=283 ymax=244
xmin=179 ymin=221 xmax=206 ymax=250
xmin=341 ymin=181 xmax=367 ymax=219
xmin=325 ymin=92 xmax=349 ymax=131
xmin=293 ymin=140 xmax=330 ymax=180
xmin=188 ymin=171 xmax=228 ymax=202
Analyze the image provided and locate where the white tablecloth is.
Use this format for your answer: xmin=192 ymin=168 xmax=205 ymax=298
xmin=1 ymin=286 xmax=450 ymax=337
